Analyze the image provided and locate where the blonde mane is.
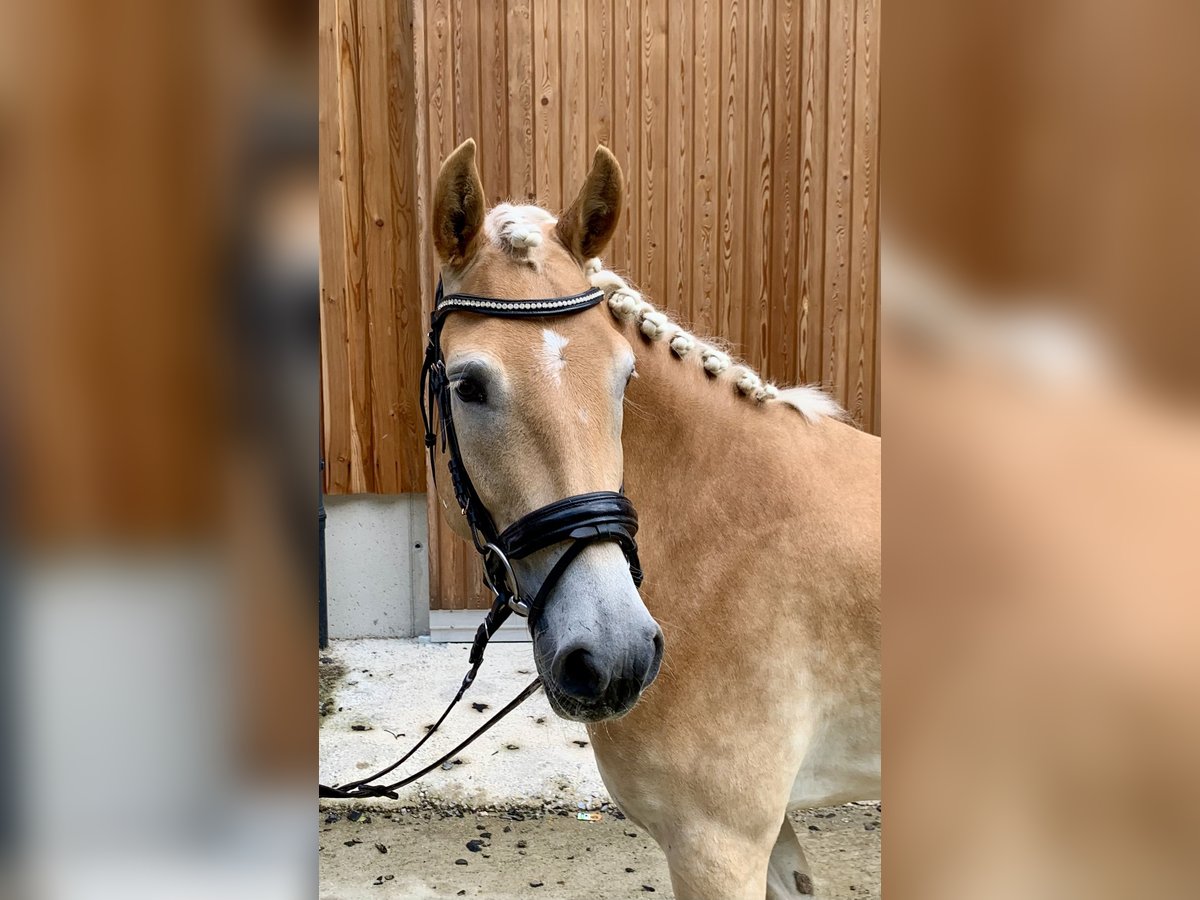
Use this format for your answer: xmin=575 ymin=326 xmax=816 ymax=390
xmin=584 ymin=258 xmax=844 ymax=424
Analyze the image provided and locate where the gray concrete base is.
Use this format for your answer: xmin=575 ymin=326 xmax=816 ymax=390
xmin=428 ymin=609 xmax=532 ymax=642
xmin=325 ymin=494 xmax=430 ymax=639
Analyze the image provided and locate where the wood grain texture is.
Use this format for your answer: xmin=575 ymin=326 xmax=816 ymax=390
xmin=532 ymin=0 xmax=560 ymax=208
xmin=640 ymin=0 xmax=669 ymax=309
xmin=747 ymin=0 xmax=775 ymax=368
xmin=769 ymin=0 xmax=800 ymax=385
xmin=719 ymin=0 xmax=748 ymax=344
xmin=849 ymin=0 xmax=879 ymax=432
xmin=824 ymin=0 xmax=855 ymax=408
xmin=320 ymin=0 xmax=427 ymax=494
xmin=359 ymin=0 xmax=399 ymax=491
xmin=692 ymin=0 xmax=719 ymax=335
xmin=609 ymin=0 xmax=641 ymax=273
xmin=800 ymin=0 xmax=829 ymax=386
xmin=319 ymin=0 xmax=351 ymax=493
xmin=320 ymin=0 xmax=881 ymax=607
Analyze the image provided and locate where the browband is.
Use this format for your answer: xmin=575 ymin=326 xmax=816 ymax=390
xmin=433 ymin=281 xmax=606 ymax=321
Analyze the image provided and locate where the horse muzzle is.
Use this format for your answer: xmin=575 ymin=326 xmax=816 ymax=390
xmin=538 ymin=624 xmax=664 ymax=722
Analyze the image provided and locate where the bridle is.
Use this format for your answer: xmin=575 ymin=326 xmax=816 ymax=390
xmin=319 ymin=277 xmax=645 ymax=800
xmin=422 ymin=279 xmax=644 ymax=628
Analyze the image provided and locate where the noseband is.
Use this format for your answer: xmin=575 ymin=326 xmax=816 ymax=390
xmin=420 ymin=279 xmax=644 ymax=670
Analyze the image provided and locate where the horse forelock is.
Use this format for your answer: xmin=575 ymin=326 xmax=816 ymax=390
xmin=483 ymin=203 xmax=557 ymax=263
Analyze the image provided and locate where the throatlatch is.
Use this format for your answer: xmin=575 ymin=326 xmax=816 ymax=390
xmin=319 ymin=279 xmax=645 ymax=801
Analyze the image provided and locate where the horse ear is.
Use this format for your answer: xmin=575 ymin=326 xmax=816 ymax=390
xmin=557 ymin=146 xmax=624 ymax=261
xmin=432 ymin=138 xmax=486 ymax=267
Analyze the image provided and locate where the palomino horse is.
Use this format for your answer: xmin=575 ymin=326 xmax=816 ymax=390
xmin=429 ymin=138 xmax=880 ymax=899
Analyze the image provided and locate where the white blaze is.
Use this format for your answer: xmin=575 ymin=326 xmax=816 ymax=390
xmin=541 ymin=329 xmax=570 ymax=384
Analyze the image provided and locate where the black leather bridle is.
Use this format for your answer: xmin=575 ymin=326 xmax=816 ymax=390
xmin=421 ymin=278 xmax=644 ymax=640
xmin=319 ymin=278 xmax=644 ymax=800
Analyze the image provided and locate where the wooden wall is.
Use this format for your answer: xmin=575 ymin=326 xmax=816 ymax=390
xmin=320 ymin=0 xmax=426 ymax=493
xmin=321 ymin=0 xmax=880 ymax=609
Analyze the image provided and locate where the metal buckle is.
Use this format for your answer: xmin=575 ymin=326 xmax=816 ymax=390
xmin=482 ymin=544 xmax=528 ymax=617
xmin=506 ymin=595 xmax=531 ymax=617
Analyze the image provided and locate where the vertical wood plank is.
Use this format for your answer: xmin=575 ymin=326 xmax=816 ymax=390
xmin=823 ymin=0 xmax=855 ymax=406
xmin=767 ymin=0 xmax=802 ymax=387
xmin=586 ymin=0 xmax=614 ymax=179
xmin=666 ymin=0 xmax=693 ymax=317
xmin=426 ymin=0 xmax=456 ymax=174
xmin=532 ymin=0 xmax=561 ymax=208
xmin=719 ymin=0 xmax=747 ymax=343
xmin=691 ymin=0 xmax=720 ymax=335
xmin=430 ymin=0 xmax=468 ymax=609
xmin=610 ymin=0 xmax=641 ymax=275
xmin=412 ymin=0 xmax=442 ymax=605
xmin=507 ymin=0 xmax=535 ymax=201
xmin=336 ymin=0 xmax=374 ymax=493
xmin=359 ymin=0 xmax=400 ymax=492
xmin=477 ymin=0 xmax=510 ymax=202
xmin=560 ymin=1 xmax=589 ymax=208
xmin=741 ymin=0 xmax=774 ymax=367
xmin=848 ymin=0 xmax=879 ymax=431
xmin=799 ymin=0 xmax=829 ymax=385
xmin=390 ymin=0 xmax=424 ymax=488
xmin=452 ymin=0 xmax=480 ymax=147
xmin=640 ymin=0 xmax=668 ymax=308
xmin=319 ymin=0 xmax=351 ymax=493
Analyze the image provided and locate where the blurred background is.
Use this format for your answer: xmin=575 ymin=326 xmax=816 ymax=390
xmin=0 ymin=0 xmax=1196 ymax=897
xmin=0 ymin=0 xmax=314 ymax=897
xmin=885 ymin=1 xmax=1200 ymax=898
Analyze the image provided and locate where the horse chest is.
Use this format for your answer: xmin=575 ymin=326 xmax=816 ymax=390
xmin=787 ymin=696 xmax=881 ymax=810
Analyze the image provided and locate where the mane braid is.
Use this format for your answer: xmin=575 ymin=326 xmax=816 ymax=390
xmin=585 ymin=257 xmax=845 ymax=423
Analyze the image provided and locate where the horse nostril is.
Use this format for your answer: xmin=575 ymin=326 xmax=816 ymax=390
xmin=643 ymin=628 xmax=665 ymax=688
xmin=555 ymin=647 xmax=607 ymax=701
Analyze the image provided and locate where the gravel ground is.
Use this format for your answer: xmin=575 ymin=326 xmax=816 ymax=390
xmin=319 ymin=804 xmax=881 ymax=899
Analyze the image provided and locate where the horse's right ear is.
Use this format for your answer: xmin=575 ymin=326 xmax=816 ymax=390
xmin=432 ymin=138 xmax=485 ymax=267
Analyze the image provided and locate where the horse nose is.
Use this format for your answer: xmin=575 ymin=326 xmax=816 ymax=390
xmin=552 ymin=626 xmax=664 ymax=707
xmin=553 ymin=646 xmax=609 ymax=703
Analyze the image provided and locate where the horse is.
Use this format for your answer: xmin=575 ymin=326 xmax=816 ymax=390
xmin=427 ymin=138 xmax=880 ymax=899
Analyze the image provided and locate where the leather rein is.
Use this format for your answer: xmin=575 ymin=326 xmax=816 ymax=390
xmin=319 ymin=279 xmax=643 ymax=800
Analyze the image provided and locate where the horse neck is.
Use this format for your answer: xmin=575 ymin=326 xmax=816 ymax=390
xmin=619 ymin=324 xmax=805 ymax=564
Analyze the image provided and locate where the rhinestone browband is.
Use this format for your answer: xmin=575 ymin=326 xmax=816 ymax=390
xmin=434 ymin=287 xmax=606 ymax=319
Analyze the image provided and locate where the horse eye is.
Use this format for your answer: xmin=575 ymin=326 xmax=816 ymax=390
xmin=453 ymin=377 xmax=487 ymax=404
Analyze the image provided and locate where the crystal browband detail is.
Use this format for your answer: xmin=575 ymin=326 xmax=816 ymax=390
xmin=436 ymin=289 xmax=605 ymax=314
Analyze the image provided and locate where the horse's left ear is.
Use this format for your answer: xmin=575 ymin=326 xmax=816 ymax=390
xmin=432 ymin=138 xmax=486 ymax=268
xmin=557 ymin=146 xmax=624 ymax=261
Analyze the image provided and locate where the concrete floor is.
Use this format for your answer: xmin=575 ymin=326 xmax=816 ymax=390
xmin=320 ymin=639 xmax=607 ymax=810
xmin=319 ymin=807 xmax=882 ymax=899
xmin=319 ymin=639 xmax=881 ymax=897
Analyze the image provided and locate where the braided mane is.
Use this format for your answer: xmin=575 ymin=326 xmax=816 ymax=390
xmin=584 ymin=259 xmax=845 ymax=424
xmin=478 ymin=203 xmax=843 ymax=424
